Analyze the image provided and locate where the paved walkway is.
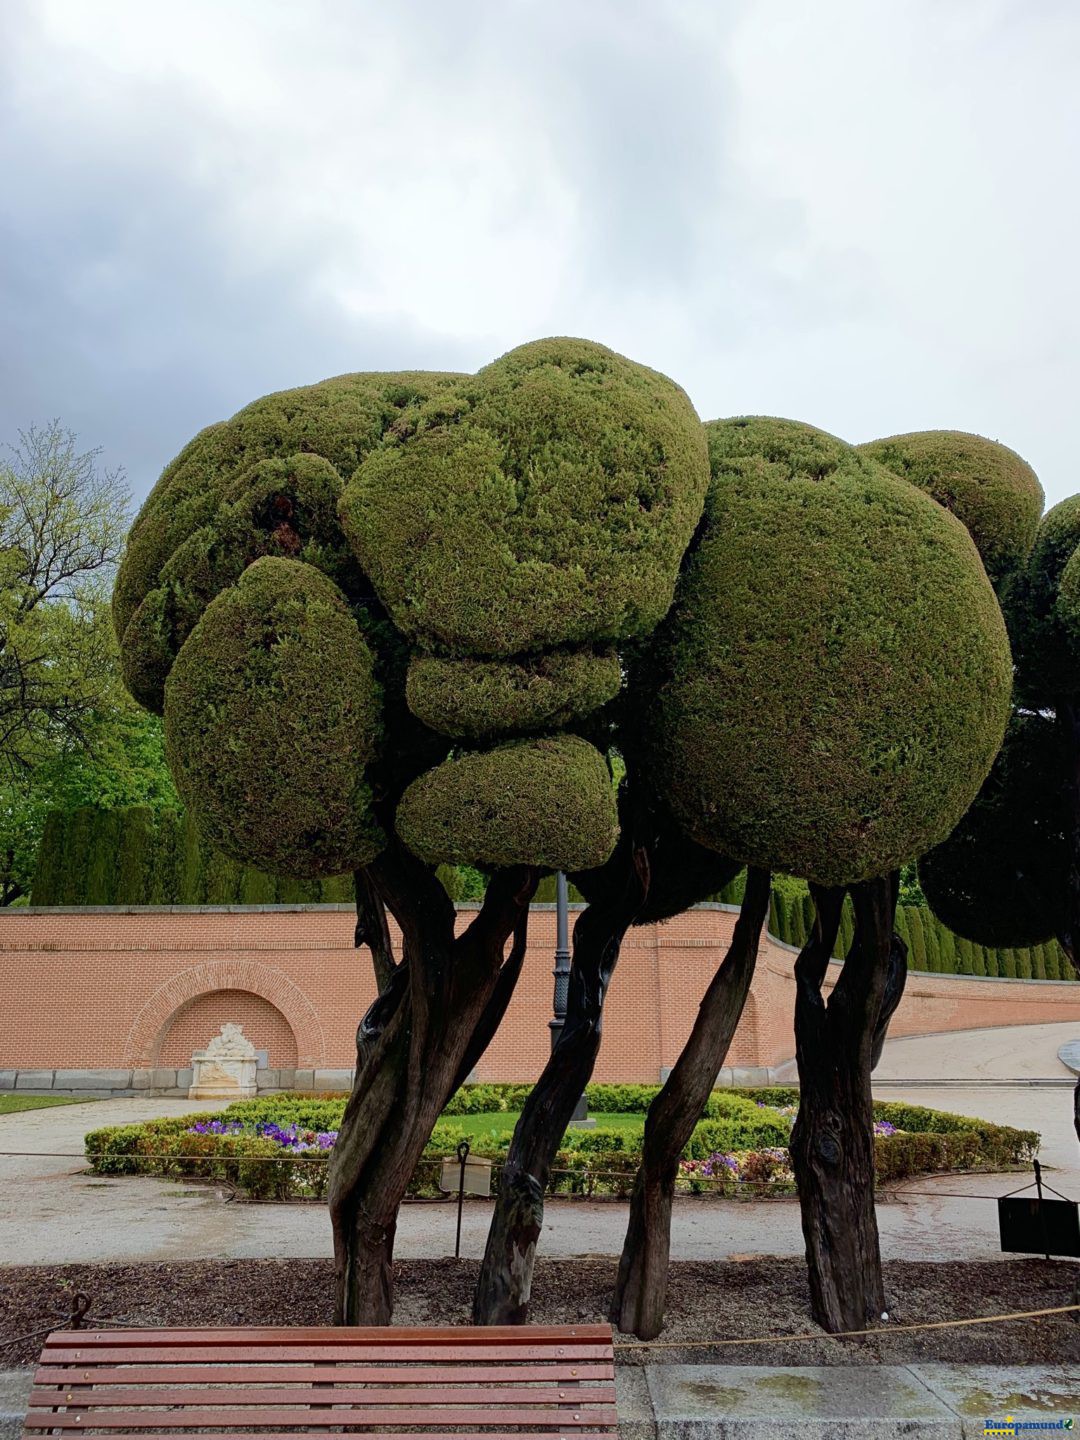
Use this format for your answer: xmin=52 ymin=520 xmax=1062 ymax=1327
xmin=0 ymin=1023 xmax=1076 ymax=1268
xmin=874 ymin=1019 xmax=1080 ymax=1083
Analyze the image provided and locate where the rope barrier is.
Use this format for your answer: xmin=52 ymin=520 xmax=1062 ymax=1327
xmin=5 ymin=1300 xmax=1078 ymax=1356
xmin=612 ymin=1302 xmax=1080 ymax=1349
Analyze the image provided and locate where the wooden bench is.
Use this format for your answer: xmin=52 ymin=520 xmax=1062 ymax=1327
xmin=24 ymin=1323 xmax=618 ymax=1436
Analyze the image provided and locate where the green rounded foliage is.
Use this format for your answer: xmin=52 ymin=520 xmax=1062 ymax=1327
xmin=164 ymin=558 xmax=384 ymax=877
xmin=114 ymin=371 xmax=464 ymax=648
xmin=919 ymin=711 xmax=1067 ymax=948
xmin=1011 ymin=495 xmax=1080 ymax=701
xmin=858 ymin=431 xmax=1043 ymax=588
xmin=121 ymin=454 xmax=356 ymax=713
xmin=395 ymin=734 xmax=618 ymax=870
xmin=339 ymin=337 xmax=709 ymax=657
xmin=644 ymin=417 xmax=1013 ymax=886
xmin=406 ymin=647 xmax=622 ymax=739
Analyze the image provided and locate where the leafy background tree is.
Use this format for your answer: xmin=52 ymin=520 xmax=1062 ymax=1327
xmin=0 ymin=421 xmax=173 ymax=904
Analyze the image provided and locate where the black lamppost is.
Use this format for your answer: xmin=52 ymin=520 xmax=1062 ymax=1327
xmin=549 ymin=871 xmax=588 ymax=1123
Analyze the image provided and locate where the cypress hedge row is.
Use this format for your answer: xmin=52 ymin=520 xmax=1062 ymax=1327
xmin=715 ymin=874 xmax=1074 ymax=981
xmin=30 ymin=806 xmax=568 ymax=908
xmin=31 ymin=807 xmax=355 ymax=907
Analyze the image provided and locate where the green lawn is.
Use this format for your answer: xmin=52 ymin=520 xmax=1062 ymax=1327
xmin=0 ymin=1094 xmax=95 ymax=1115
xmin=451 ymin=1110 xmax=641 ymax=1140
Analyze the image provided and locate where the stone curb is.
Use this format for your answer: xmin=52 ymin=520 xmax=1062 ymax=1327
xmin=2 ymin=1364 xmax=1074 ymax=1437
xmin=634 ymin=1363 xmax=1077 ymax=1438
xmin=0 ymin=1371 xmax=31 ymax=1440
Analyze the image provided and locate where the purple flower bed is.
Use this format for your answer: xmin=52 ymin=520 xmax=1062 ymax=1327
xmin=189 ymin=1120 xmax=338 ymax=1153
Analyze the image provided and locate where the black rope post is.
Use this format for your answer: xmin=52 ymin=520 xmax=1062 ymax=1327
xmin=455 ymin=1139 xmax=470 ymax=1260
xmin=1034 ymin=1158 xmax=1051 ymax=1261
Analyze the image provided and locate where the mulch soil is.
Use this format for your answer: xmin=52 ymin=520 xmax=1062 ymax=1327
xmin=2 ymin=1257 xmax=1078 ymax=1368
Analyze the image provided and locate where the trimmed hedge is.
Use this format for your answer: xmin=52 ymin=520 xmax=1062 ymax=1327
xmin=85 ymin=1084 xmax=1037 ymax=1203
xmin=763 ymin=885 xmax=1073 ymax=982
xmin=31 ymin=807 xmax=356 ymax=906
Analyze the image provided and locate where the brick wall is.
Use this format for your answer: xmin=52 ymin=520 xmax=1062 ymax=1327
xmin=1 ymin=905 xmax=1078 ymax=1082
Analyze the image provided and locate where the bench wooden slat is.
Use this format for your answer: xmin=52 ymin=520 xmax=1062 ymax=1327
xmin=25 ymin=1324 xmax=617 ymax=1438
xmin=41 ymin=1343 xmax=612 ymax=1363
xmin=43 ymin=1325 xmax=610 ymax=1345
xmin=25 ymin=1405 xmax=618 ymax=1428
xmin=29 ymin=1384 xmax=611 ymax=1407
xmin=34 ymin=1362 xmax=614 ymax=1385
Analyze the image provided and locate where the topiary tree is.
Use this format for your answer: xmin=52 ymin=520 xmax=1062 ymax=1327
xmin=114 ymin=338 xmax=711 ymax=1324
xmin=920 ymin=711 xmax=1069 ymax=948
xmin=912 ymin=464 xmax=1080 ymax=1138
xmin=858 ymin=430 xmax=1043 ymax=593
xmin=116 ymin=354 xmax=1019 ymax=1337
xmin=610 ymin=416 xmax=1012 ymax=1335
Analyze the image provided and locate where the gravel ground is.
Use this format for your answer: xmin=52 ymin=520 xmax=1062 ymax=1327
xmin=2 ymin=1257 xmax=1077 ymax=1370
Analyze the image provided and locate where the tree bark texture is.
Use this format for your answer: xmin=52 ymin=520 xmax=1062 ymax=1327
xmin=473 ymin=846 xmax=650 ymax=1324
xmin=353 ymin=868 xmax=396 ymax=994
xmin=328 ymin=846 xmax=536 ymax=1324
xmin=870 ymin=921 xmax=908 ymax=1071
xmin=610 ymin=866 xmax=772 ymax=1340
xmin=789 ymin=877 xmax=897 ymax=1334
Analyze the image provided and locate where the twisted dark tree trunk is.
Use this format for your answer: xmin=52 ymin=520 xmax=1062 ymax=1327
xmin=354 ymin=868 xmax=397 ymax=993
xmin=610 ymin=866 xmax=772 ymax=1340
xmin=473 ymin=846 xmax=650 ymax=1324
xmin=789 ymin=876 xmax=897 ymax=1333
xmin=870 ymin=922 xmax=909 ymax=1071
xmin=328 ymin=846 xmax=536 ymax=1324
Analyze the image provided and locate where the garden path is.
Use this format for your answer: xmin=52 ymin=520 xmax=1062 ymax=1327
xmin=0 ymin=1023 xmax=1076 ymax=1269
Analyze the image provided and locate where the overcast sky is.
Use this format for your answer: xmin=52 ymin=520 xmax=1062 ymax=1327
xmin=1 ymin=0 xmax=1077 ymax=510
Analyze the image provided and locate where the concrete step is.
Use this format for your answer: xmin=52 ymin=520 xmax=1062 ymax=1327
xmin=619 ymin=1364 xmax=1076 ymax=1438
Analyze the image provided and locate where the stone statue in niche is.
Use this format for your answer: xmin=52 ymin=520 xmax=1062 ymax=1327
xmin=205 ymin=1022 xmax=257 ymax=1058
xmin=189 ymin=1021 xmax=259 ymax=1099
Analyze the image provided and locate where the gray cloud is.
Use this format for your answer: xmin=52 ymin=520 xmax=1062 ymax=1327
xmin=1 ymin=0 xmax=1077 ymax=508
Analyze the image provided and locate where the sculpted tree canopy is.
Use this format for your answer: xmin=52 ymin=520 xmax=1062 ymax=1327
xmin=922 ymin=490 xmax=1080 ymax=975
xmin=622 ymin=415 xmax=1014 ymax=1335
xmin=919 ymin=712 xmax=1067 ymax=949
xmin=858 ymin=430 xmax=1043 ymax=591
xmin=164 ymin=557 xmax=384 ymax=877
xmin=651 ymin=418 xmax=1012 ymax=885
xmin=114 ymin=337 xmax=711 ymax=1325
xmin=912 ymin=463 xmax=1079 ymax=1142
xmin=115 ymin=349 xmax=1022 ymax=1336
